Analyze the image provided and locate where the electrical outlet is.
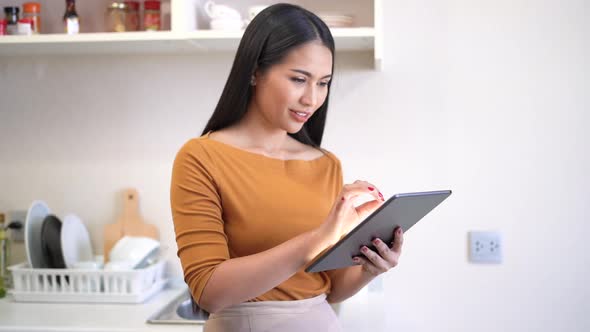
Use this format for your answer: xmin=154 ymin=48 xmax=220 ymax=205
xmin=469 ymin=231 xmax=502 ymax=264
xmin=6 ymin=210 xmax=26 ymax=242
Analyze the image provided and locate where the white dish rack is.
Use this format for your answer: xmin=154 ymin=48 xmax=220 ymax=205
xmin=8 ymin=259 xmax=167 ymax=303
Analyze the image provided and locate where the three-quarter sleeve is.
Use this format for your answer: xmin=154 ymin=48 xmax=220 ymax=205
xmin=170 ymin=140 xmax=229 ymax=305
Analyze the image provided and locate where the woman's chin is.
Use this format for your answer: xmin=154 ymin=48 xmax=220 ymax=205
xmin=285 ymin=124 xmax=305 ymax=135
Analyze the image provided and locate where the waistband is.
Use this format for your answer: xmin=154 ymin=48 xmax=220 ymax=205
xmin=210 ymin=294 xmax=328 ymax=317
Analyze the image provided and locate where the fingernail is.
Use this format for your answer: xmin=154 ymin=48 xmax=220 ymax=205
xmin=341 ymin=196 xmax=345 ymax=201
xmin=368 ymin=187 xmax=374 ymax=191
xmin=372 ymin=238 xmax=380 ymax=245
xmin=397 ymin=228 xmax=403 ymax=234
xmin=361 ymin=246 xmax=368 ymax=252
xmin=378 ymin=192 xmax=383 ymax=198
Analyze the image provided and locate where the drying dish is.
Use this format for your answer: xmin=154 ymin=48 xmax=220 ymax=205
xmin=61 ymin=213 xmax=94 ymax=268
xmin=25 ymin=200 xmax=51 ymax=268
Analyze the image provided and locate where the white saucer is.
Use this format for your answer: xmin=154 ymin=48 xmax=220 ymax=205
xmin=24 ymin=200 xmax=51 ymax=268
xmin=61 ymin=214 xmax=94 ymax=269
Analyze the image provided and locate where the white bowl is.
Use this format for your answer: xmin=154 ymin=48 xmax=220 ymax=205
xmin=108 ymin=236 xmax=160 ymax=269
xmin=104 ymin=260 xmax=135 ymax=271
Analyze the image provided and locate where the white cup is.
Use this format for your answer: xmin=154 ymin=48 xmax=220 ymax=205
xmin=72 ymin=261 xmax=103 ymax=270
xmin=210 ymin=18 xmax=244 ymax=30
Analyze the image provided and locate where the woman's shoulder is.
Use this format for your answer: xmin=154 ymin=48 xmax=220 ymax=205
xmin=317 ymin=147 xmax=341 ymax=165
xmin=174 ymin=133 xmax=217 ymax=165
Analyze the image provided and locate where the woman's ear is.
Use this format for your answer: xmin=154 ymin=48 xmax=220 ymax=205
xmin=251 ymin=68 xmax=262 ymax=86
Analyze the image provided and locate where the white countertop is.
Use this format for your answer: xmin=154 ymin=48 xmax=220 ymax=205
xmin=0 ymin=280 xmax=204 ymax=332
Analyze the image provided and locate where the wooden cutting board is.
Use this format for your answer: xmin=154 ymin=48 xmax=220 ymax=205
xmin=103 ymin=188 xmax=159 ymax=262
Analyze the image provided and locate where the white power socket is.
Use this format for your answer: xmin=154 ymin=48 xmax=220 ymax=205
xmin=6 ymin=210 xmax=26 ymax=242
xmin=469 ymin=231 xmax=502 ymax=264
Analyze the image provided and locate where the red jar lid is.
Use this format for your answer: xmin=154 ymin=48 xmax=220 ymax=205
xmin=124 ymin=1 xmax=139 ymax=11
xmin=144 ymin=1 xmax=160 ymax=10
xmin=18 ymin=18 xmax=33 ymax=23
xmin=23 ymin=2 xmax=41 ymax=13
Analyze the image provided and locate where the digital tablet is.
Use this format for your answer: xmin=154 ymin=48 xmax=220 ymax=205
xmin=305 ymin=190 xmax=452 ymax=273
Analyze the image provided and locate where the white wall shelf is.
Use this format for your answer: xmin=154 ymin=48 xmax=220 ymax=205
xmin=0 ymin=28 xmax=374 ymax=52
xmin=0 ymin=0 xmax=382 ymax=70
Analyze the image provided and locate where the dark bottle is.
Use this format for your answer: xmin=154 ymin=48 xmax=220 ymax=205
xmin=3 ymin=7 xmax=19 ymax=35
xmin=63 ymin=0 xmax=79 ymax=34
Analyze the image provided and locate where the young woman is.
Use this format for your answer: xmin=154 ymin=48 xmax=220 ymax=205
xmin=170 ymin=4 xmax=404 ymax=331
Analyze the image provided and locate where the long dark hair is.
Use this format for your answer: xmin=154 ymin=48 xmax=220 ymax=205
xmin=201 ymin=3 xmax=335 ymax=148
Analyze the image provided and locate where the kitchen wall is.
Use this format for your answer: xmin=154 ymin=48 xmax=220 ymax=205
xmin=1 ymin=0 xmax=588 ymax=331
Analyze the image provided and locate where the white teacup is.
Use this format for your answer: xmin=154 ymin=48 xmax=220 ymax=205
xmin=210 ymin=17 xmax=244 ymax=30
xmin=72 ymin=261 xmax=103 ymax=270
xmin=72 ymin=255 xmax=104 ymax=270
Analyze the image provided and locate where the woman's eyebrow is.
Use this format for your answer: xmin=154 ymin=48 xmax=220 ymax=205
xmin=290 ymin=69 xmax=332 ymax=79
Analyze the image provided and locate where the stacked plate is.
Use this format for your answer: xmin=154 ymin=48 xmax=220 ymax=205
xmin=24 ymin=200 xmax=94 ymax=269
xmin=318 ymin=14 xmax=354 ymax=28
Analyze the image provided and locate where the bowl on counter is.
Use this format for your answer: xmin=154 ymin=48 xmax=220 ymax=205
xmin=109 ymin=236 xmax=160 ymax=269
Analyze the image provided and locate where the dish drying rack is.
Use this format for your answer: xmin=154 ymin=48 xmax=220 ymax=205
xmin=7 ymin=258 xmax=167 ymax=303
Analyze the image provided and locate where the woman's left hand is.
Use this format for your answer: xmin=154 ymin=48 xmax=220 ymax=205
xmin=353 ymin=226 xmax=404 ymax=277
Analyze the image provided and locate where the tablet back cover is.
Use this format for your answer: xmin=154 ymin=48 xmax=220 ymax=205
xmin=305 ymin=190 xmax=451 ymax=273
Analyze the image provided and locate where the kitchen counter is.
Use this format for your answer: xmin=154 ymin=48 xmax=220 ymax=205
xmin=0 ymin=279 xmax=203 ymax=332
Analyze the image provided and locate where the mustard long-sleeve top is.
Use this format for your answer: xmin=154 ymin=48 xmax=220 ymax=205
xmin=170 ymin=131 xmax=343 ymax=305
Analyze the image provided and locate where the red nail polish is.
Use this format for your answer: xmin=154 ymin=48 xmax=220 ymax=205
xmin=341 ymin=197 xmax=345 ymax=201
xmin=368 ymin=187 xmax=374 ymax=191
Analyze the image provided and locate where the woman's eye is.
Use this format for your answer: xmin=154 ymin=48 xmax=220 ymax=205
xmin=319 ymin=81 xmax=330 ymax=87
xmin=291 ymin=77 xmax=306 ymax=84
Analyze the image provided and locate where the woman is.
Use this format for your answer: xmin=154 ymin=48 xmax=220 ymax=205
xmin=170 ymin=4 xmax=403 ymax=331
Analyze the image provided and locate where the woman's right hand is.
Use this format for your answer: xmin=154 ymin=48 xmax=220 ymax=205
xmin=318 ymin=180 xmax=385 ymax=246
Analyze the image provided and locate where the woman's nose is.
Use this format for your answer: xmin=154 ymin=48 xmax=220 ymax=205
xmin=300 ymin=86 xmax=318 ymax=107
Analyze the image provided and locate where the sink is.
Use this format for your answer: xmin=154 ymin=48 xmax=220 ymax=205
xmin=147 ymin=288 xmax=209 ymax=324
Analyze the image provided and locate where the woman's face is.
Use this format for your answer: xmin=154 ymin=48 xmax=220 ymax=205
xmin=251 ymin=41 xmax=333 ymax=134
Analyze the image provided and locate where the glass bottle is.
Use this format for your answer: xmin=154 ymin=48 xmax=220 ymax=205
xmin=22 ymin=2 xmax=41 ymax=34
xmin=124 ymin=1 xmax=139 ymax=31
xmin=143 ymin=1 xmax=161 ymax=31
xmin=64 ymin=0 xmax=79 ymax=34
xmin=3 ymin=7 xmax=19 ymax=35
xmin=105 ymin=2 xmax=127 ymax=32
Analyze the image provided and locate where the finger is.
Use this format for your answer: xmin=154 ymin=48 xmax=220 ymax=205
xmin=341 ymin=181 xmax=384 ymax=202
xmin=391 ymin=227 xmax=404 ymax=254
xmin=353 ymin=180 xmax=384 ymax=202
xmin=354 ymin=200 xmax=383 ymax=220
xmin=359 ymin=246 xmax=389 ymax=273
xmin=372 ymin=237 xmax=394 ymax=261
xmin=352 ymin=256 xmax=381 ymax=276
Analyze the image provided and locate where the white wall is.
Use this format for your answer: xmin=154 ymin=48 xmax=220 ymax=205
xmin=1 ymin=0 xmax=588 ymax=331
